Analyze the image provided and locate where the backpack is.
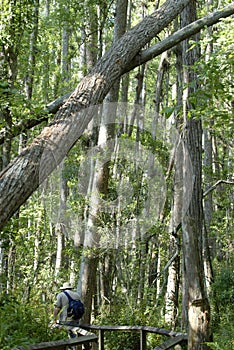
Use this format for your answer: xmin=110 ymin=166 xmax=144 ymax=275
xmin=63 ymin=291 xmax=85 ymax=320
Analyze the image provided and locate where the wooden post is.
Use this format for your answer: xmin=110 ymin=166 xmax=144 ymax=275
xmin=140 ymin=329 xmax=147 ymax=350
xmin=98 ymin=329 xmax=104 ymax=350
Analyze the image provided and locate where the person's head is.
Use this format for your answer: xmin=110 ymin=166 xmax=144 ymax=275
xmin=60 ymin=282 xmax=73 ymax=290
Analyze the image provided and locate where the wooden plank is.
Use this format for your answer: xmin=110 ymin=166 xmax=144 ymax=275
xmin=12 ymin=334 xmax=98 ymax=350
xmin=81 ymin=324 xmax=186 ymax=338
xmin=12 ymin=324 xmax=187 ymax=350
xmin=153 ymin=335 xmax=187 ymax=350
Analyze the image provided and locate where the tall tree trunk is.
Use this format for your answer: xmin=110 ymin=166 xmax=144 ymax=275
xmin=54 ymin=163 xmax=67 ymax=278
xmin=78 ymin=0 xmax=128 ymax=322
xmin=25 ymin=0 xmax=39 ymax=100
xmin=165 ymin=28 xmax=182 ymax=328
xmin=165 ymin=143 xmax=182 ymax=327
xmin=181 ymin=1 xmax=212 ymax=348
xmin=203 ymin=0 xmax=214 ymax=294
xmin=77 ymin=8 xmax=104 ymax=320
xmin=61 ymin=13 xmax=70 ymax=92
xmin=55 ymin=12 xmax=71 ymax=273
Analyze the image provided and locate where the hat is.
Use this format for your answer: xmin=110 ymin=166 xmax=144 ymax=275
xmin=60 ymin=282 xmax=73 ymax=290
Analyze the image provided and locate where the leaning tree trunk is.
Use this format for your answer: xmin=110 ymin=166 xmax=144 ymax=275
xmin=0 ymin=5 xmax=233 ymax=145
xmin=1 ymin=1 xmax=233 ymax=230
xmin=0 ymin=0 xmax=192 ymax=230
xmin=181 ymin=1 xmax=212 ymax=349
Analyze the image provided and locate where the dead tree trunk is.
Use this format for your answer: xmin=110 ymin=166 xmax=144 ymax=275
xmin=181 ymin=1 xmax=212 ymax=349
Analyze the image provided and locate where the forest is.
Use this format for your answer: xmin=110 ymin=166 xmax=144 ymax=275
xmin=0 ymin=0 xmax=233 ymax=349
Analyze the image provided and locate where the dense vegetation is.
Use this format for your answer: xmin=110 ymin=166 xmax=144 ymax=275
xmin=0 ymin=0 xmax=233 ymax=349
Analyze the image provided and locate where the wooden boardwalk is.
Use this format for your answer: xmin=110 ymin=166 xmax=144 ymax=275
xmin=12 ymin=324 xmax=187 ymax=350
xmin=82 ymin=324 xmax=187 ymax=350
xmin=12 ymin=334 xmax=97 ymax=350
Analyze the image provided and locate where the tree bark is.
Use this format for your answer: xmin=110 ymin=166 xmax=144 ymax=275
xmin=25 ymin=0 xmax=39 ymax=100
xmin=164 ymin=19 xmax=183 ymax=329
xmin=78 ymin=0 xmax=129 ymax=322
xmin=181 ymin=1 xmax=212 ymax=349
xmin=0 ymin=0 xmax=193 ymax=230
xmin=202 ymin=2 xmax=214 ymax=294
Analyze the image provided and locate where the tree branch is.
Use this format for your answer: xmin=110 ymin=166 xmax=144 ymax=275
xmin=126 ymin=3 xmax=234 ymax=72
xmin=203 ymin=180 xmax=234 ymax=197
xmin=0 ymin=92 xmax=72 ymax=145
xmin=1 ymin=4 xmax=233 ymax=145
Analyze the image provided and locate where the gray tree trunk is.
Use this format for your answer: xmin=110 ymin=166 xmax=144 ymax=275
xmin=181 ymin=1 xmax=212 ymax=348
xmin=25 ymin=0 xmax=39 ymax=100
xmin=165 ymin=20 xmax=183 ymax=329
xmin=202 ymin=0 xmax=214 ymax=294
xmin=78 ymin=0 xmax=128 ymax=323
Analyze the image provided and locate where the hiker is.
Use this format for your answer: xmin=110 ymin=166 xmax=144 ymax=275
xmin=53 ymin=282 xmax=84 ymax=338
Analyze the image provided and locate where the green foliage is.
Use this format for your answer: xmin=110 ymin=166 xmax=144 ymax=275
xmin=205 ymin=342 xmax=230 ymax=350
xmin=0 ymin=294 xmax=66 ymax=349
xmin=192 ymin=17 xmax=234 ymax=134
xmin=208 ymin=264 xmax=234 ymax=350
xmin=96 ymin=300 xmax=165 ymax=350
xmin=0 ymin=1 xmax=234 ymax=349
xmin=0 ymin=0 xmax=34 ymax=48
xmin=211 ymin=265 xmax=234 ymax=316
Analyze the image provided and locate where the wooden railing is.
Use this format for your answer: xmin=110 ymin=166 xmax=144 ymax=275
xmin=12 ymin=324 xmax=187 ymax=350
xmin=12 ymin=334 xmax=97 ymax=350
xmin=81 ymin=324 xmax=187 ymax=350
xmin=12 ymin=327 xmax=97 ymax=350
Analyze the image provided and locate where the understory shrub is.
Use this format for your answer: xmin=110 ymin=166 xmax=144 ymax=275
xmin=0 ymin=294 xmax=66 ymax=350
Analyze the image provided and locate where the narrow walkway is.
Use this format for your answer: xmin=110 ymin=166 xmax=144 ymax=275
xmin=12 ymin=324 xmax=187 ymax=350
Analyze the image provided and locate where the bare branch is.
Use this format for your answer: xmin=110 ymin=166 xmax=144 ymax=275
xmin=203 ymin=180 xmax=234 ymax=197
